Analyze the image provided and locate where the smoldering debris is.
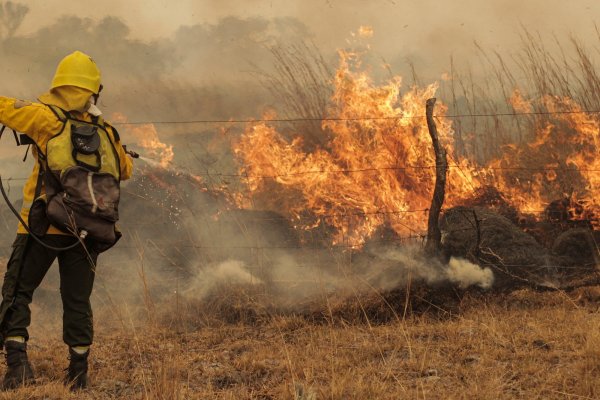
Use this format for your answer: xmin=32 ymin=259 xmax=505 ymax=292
xmin=358 ymin=246 xmax=493 ymax=291
xmin=179 ymin=245 xmax=494 ymax=312
xmin=166 ymin=245 xmax=495 ymax=327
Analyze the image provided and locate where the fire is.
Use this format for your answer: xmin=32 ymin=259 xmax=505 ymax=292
xmin=509 ymin=89 xmax=533 ymax=114
xmin=232 ymin=47 xmax=599 ymax=245
xmin=111 ymin=112 xmax=174 ymax=168
xmin=486 ymin=94 xmax=599 ymax=227
xmin=358 ymin=26 xmax=374 ymax=38
xmin=234 ymin=51 xmax=482 ymax=246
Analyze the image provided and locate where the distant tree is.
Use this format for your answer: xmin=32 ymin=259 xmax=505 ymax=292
xmin=0 ymin=1 xmax=28 ymax=39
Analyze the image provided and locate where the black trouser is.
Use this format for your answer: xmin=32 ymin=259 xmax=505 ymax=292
xmin=0 ymin=234 xmax=97 ymax=347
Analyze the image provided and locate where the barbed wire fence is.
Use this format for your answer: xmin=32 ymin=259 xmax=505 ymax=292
xmin=0 ymin=108 xmax=597 ymax=266
xmin=106 ymin=108 xmax=600 ymax=126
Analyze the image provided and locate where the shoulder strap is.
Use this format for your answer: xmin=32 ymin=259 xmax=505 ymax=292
xmin=103 ymin=121 xmax=120 ymax=142
xmin=33 ymin=158 xmax=45 ymax=200
xmin=30 ymin=141 xmax=48 ymax=199
xmin=45 ymin=104 xmax=70 ymax=123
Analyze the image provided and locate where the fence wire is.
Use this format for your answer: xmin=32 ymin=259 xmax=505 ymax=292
xmin=0 ymin=108 xmax=597 ymax=254
xmin=109 ymin=108 xmax=600 ymax=126
xmin=3 ymin=164 xmax=600 ymax=183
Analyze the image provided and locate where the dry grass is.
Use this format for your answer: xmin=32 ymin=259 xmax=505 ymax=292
xmin=1 ymin=285 xmax=600 ymax=399
xmin=253 ymin=40 xmax=333 ymax=150
xmin=434 ymin=29 xmax=600 ymax=165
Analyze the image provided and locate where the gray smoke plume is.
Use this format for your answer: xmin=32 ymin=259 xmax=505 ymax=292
xmin=179 ymin=245 xmax=493 ymax=308
xmin=369 ymin=248 xmax=494 ymax=290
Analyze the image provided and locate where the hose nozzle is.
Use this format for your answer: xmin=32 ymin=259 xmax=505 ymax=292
xmin=123 ymin=145 xmax=140 ymax=159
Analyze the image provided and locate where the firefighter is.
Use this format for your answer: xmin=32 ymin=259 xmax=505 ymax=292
xmin=0 ymin=51 xmax=133 ymax=390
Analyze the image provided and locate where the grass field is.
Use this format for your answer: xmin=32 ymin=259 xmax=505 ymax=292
xmin=1 ymin=280 xmax=600 ymax=399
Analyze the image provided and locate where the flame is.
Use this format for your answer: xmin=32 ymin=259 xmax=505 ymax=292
xmin=509 ymin=89 xmax=533 ymax=114
xmin=234 ymin=51 xmax=482 ymax=246
xmin=358 ymin=26 xmax=374 ymax=38
xmin=232 ymin=46 xmax=599 ymax=245
xmin=111 ymin=112 xmax=174 ymax=168
xmin=485 ymin=94 xmax=599 ymax=227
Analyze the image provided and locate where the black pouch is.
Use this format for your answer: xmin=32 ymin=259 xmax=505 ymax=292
xmin=71 ymin=124 xmax=100 ymax=155
xmin=28 ymin=195 xmax=50 ymax=236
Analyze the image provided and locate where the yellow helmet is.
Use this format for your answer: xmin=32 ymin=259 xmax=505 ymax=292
xmin=51 ymin=51 xmax=102 ymax=94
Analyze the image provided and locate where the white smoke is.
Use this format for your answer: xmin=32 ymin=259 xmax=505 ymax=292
xmin=181 ymin=246 xmax=494 ymax=305
xmin=183 ymin=259 xmax=263 ymax=300
xmin=446 ymin=257 xmax=494 ymax=289
xmin=369 ymin=247 xmax=494 ymax=290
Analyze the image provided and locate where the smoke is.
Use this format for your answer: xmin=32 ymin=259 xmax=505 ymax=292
xmin=0 ymin=9 xmax=312 ymax=122
xmin=178 ymin=245 xmax=494 ymax=310
xmin=446 ymin=257 xmax=494 ymax=289
xmin=370 ymin=247 xmax=493 ymax=290
xmin=18 ymin=1 xmax=600 ymax=82
xmin=183 ymin=260 xmax=263 ymax=300
xmin=0 ymin=1 xmax=593 ymax=326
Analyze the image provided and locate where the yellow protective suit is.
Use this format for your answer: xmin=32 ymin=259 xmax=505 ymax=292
xmin=0 ymin=86 xmax=133 ymax=234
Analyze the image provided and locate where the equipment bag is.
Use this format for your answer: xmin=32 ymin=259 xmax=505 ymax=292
xmin=46 ymin=166 xmax=121 ymax=252
xmin=32 ymin=105 xmax=123 ymax=252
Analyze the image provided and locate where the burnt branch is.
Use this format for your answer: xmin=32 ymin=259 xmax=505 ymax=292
xmin=425 ymin=98 xmax=448 ymax=255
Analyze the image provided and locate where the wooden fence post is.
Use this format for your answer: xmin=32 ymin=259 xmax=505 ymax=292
xmin=425 ymin=98 xmax=448 ymax=255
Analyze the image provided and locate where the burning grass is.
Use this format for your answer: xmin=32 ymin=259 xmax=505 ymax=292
xmin=234 ymin=50 xmax=481 ymax=247
xmin=231 ymin=36 xmax=599 ymax=250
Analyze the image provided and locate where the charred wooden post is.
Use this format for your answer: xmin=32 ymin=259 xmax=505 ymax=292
xmin=424 ymin=98 xmax=448 ymax=255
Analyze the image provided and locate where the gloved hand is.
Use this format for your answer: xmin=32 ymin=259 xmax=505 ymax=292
xmin=123 ymin=145 xmax=139 ymax=159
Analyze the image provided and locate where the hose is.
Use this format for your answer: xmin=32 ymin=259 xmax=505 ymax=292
xmin=0 ymin=175 xmax=82 ymax=251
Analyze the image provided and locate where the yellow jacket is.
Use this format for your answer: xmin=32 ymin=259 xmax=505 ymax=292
xmin=0 ymin=87 xmax=133 ymax=234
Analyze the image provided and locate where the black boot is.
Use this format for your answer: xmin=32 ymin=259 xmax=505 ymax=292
xmin=2 ymin=341 xmax=34 ymax=390
xmin=66 ymin=347 xmax=89 ymax=390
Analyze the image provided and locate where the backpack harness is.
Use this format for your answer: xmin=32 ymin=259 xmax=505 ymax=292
xmin=1 ymin=105 xmax=124 ymax=253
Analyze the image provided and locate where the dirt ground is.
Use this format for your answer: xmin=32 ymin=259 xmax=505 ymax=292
xmin=0 ymin=284 xmax=599 ymax=399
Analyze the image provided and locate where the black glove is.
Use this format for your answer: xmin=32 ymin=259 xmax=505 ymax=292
xmin=123 ymin=145 xmax=140 ymax=159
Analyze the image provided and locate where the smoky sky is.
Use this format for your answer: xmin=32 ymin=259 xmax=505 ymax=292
xmin=1 ymin=1 xmax=599 ymax=104
xmin=18 ymin=0 xmax=600 ymax=70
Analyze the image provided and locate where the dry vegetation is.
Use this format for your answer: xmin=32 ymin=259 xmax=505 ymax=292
xmin=0 ymin=28 xmax=599 ymax=400
xmin=0 ymin=281 xmax=598 ymax=399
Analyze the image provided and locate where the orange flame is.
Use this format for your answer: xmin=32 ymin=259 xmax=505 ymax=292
xmin=233 ymin=47 xmax=599 ymax=245
xmin=111 ymin=112 xmax=174 ymax=168
xmin=509 ymin=89 xmax=533 ymax=114
xmin=358 ymin=26 xmax=374 ymax=38
xmin=485 ymin=94 xmax=599 ymax=226
xmin=234 ymin=51 xmax=482 ymax=246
